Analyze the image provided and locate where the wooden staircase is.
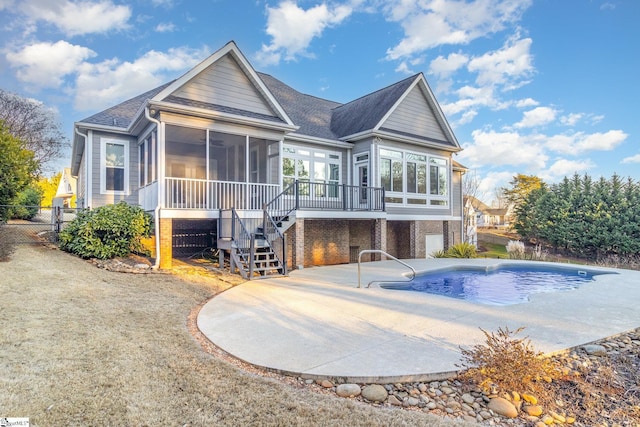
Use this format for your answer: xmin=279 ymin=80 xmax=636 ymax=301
xmin=229 ymin=234 xmax=286 ymax=279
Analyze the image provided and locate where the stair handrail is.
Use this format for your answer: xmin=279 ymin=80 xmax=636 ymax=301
xmin=357 ymin=250 xmax=416 ymax=288
xmin=231 ymin=208 xmax=254 ymax=263
xmin=265 ymin=180 xmax=298 ymax=219
xmin=261 ymin=208 xmax=288 ymax=276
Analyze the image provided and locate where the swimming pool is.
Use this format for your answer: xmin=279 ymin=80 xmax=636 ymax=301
xmin=380 ymin=264 xmax=615 ymax=305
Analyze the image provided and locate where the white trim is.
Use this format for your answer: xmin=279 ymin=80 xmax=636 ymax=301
xmin=296 ymin=210 xmax=385 ymax=219
xmin=149 ymin=100 xmax=298 ymax=133
xmin=99 ymin=137 xmax=130 ymax=195
xmin=285 ymin=132 xmax=353 ymax=149
xmin=386 ymin=214 xmax=462 ymax=221
xmin=87 ymin=130 xmax=93 ymax=207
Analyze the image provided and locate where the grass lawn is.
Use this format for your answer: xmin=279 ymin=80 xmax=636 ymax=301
xmin=0 ymin=240 xmax=473 ymax=427
xmin=477 ymin=242 xmax=508 ymax=259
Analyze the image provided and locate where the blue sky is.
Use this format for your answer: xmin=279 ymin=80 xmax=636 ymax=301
xmin=1 ymin=0 xmax=638 ymax=202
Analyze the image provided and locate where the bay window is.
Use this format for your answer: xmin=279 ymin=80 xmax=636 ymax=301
xmin=379 ymin=147 xmax=449 ymax=207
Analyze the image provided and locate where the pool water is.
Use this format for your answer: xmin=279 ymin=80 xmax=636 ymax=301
xmin=381 ymin=264 xmax=612 ymax=306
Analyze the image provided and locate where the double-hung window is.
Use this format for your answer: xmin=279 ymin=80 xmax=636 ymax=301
xmin=101 ymin=138 xmax=129 ymax=194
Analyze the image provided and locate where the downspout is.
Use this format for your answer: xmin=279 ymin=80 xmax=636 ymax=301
xmin=74 ymin=127 xmax=88 ymax=208
xmin=145 ymin=106 xmax=162 ymax=270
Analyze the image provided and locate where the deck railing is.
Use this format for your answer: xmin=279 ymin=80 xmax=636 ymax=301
xmin=165 ymin=178 xmax=279 ymax=210
xmin=163 ymin=178 xmax=385 ymax=212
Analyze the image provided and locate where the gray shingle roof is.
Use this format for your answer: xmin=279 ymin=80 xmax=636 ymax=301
xmin=79 ymin=82 xmax=174 ymax=128
xmin=257 ymin=72 xmax=342 ymax=140
xmin=330 ymin=75 xmax=417 ymax=138
xmin=164 ymin=94 xmax=285 ymax=124
xmin=78 ymin=70 xmax=425 ymax=144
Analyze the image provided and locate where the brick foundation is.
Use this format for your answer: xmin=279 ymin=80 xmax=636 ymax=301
xmin=159 ymin=218 xmax=172 ymax=269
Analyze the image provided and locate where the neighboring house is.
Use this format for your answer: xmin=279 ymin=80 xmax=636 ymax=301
xmin=464 ymin=196 xmax=511 ymax=229
xmin=54 ymin=167 xmax=76 ymax=208
xmin=463 ymin=196 xmax=480 ymax=247
xmin=70 ymin=41 xmax=466 ymax=276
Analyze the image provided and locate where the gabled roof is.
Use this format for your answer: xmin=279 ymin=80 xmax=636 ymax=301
xmin=72 ymin=41 xmax=462 ymax=174
xmin=331 ymin=75 xmax=416 ymax=138
xmin=152 ymin=41 xmax=295 ymax=128
xmin=78 ymin=82 xmax=173 ymax=129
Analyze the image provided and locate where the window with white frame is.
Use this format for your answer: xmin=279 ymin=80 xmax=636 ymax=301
xmin=101 ymin=138 xmax=129 ymax=194
xmin=282 ymin=146 xmax=341 ymax=196
xmin=379 ymin=147 xmax=449 ymax=207
xmin=138 ymin=131 xmax=157 ymax=188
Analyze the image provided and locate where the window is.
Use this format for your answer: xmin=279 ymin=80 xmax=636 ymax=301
xmin=101 ymin=138 xmax=128 ymax=194
xmin=379 ymin=146 xmax=449 ymax=207
xmin=282 ymin=146 xmax=341 ymax=197
xmin=430 ymin=158 xmax=448 ymax=196
xmin=139 ymin=131 xmax=157 ymax=188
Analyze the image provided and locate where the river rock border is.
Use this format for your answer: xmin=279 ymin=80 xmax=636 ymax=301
xmin=296 ymin=328 xmax=640 ymax=426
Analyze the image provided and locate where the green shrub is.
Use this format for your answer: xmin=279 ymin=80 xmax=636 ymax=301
xmin=59 ymin=201 xmax=152 ymax=259
xmin=430 ymin=249 xmax=448 ymax=258
xmin=9 ymin=187 xmax=42 ymax=219
xmin=446 ymin=242 xmax=477 ymax=258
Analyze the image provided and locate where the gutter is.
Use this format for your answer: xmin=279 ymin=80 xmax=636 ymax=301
xmin=145 ymin=106 xmax=162 ymax=270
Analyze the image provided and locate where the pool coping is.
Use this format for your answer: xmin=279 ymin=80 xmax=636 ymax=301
xmin=197 ymin=259 xmax=640 ymax=384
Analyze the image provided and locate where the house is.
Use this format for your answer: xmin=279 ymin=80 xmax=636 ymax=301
xmin=54 ymin=167 xmax=76 ymax=208
xmin=70 ymin=41 xmax=466 ymax=276
xmin=463 ymin=196 xmax=511 ymax=229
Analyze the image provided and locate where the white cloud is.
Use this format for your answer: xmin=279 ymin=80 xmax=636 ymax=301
xmin=546 ymin=130 xmax=628 ymax=154
xmin=428 ymin=52 xmax=468 ymax=78
xmin=560 ymin=112 xmax=583 ymax=126
xmin=6 ymin=40 xmax=96 ymax=88
xmin=543 ymin=158 xmax=595 ymax=180
xmin=514 ymin=106 xmax=557 ymax=128
xmin=256 ymin=1 xmax=353 ymax=66
xmin=17 ymin=0 xmax=131 ymax=36
xmin=458 ymin=129 xmax=548 ymax=170
xmin=442 ymin=84 xmax=509 ymax=116
xmin=456 ymin=109 xmax=478 ymax=125
xmin=477 ymin=170 xmax=515 ymax=199
xmin=384 ymin=0 xmax=532 ymax=60
xmin=467 ymin=35 xmax=534 ymax=88
xmin=515 ymin=98 xmax=538 ymax=108
xmin=622 ymin=154 xmax=640 ymax=164
xmin=74 ymin=46 xmax=209 ymax=111
xmin=155 ymin=22 xmax=176 ymax=32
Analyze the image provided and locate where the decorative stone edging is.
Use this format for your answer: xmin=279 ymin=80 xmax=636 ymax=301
xmin=298 ymin=328 xmax=640 ymax=426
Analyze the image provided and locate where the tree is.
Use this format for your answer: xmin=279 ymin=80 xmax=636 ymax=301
xmin=501 ymin=174 xmax=545 ymax=208
xmin=462 ymin=170 xmax=483 ymax=244
xmin=0 ymin=89 xmax=68 ymax=174
xmin=0 ymin=122 xmax=38 ymax=221
xmin=36 ymin=172 xmax=61 ymax=207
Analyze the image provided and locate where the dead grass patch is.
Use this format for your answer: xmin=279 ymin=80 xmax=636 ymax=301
xmin=0 ymin=241 xmax=471 ymax=427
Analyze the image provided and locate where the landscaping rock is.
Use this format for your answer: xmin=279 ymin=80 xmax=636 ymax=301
xmin=523 ymin=405 xmax=543 ymax=417
xmin=487 ymin=397 xmax=518 ymax=418
xmin=361 ymin=384 xmax=387 ymax=402
xmin=583 ymin=344 xmax=607 ymax=356
xmin=336 ymin=384 xmax=361 ymax=397
xmin=461 ymin=393 xmax=475 ymax=405
xmin=387 ymin=395 xmax=402 ymax=406
xmin=319 ymin=380 xmax=333 ymax=388
xmin=522 ymin=393 xmax=538 ymax=405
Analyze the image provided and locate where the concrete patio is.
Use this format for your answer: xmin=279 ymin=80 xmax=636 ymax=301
xmin=197 ymin=259 xmax=640 ymax=383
